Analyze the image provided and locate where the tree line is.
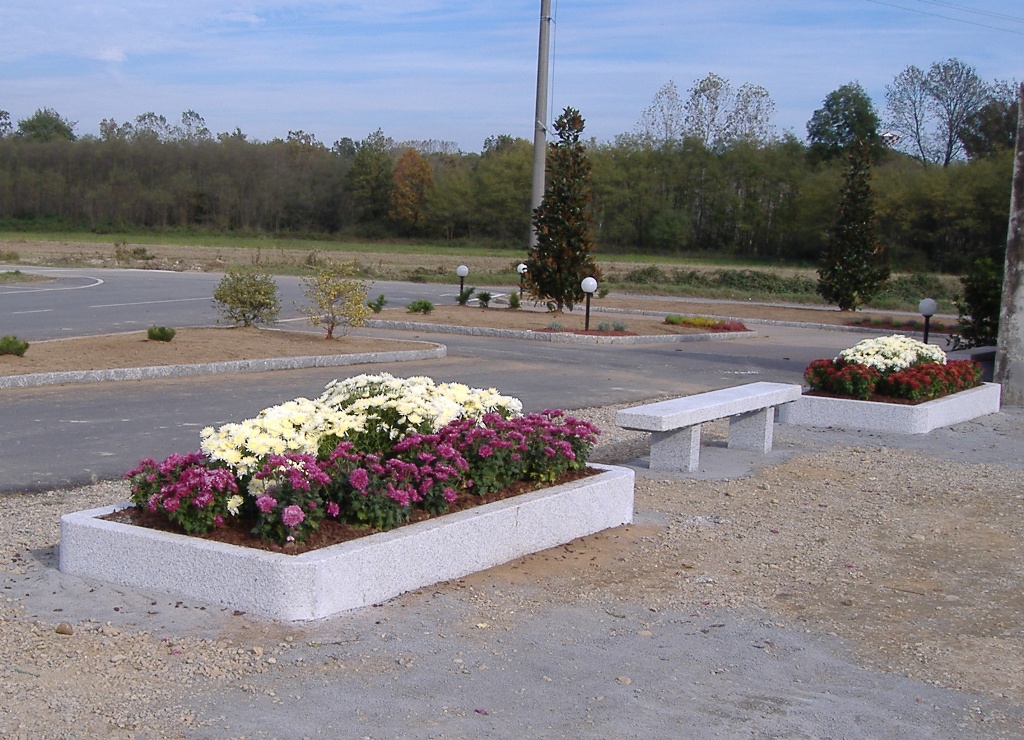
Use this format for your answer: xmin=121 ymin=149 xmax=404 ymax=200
xmin=0 ymin=59 xmax=1017 ymax=274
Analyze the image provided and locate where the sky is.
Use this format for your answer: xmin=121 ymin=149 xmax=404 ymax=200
xmin=2 ymin=1 xmax=1022 ymax=152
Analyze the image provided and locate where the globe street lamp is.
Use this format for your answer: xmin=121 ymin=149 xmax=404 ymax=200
xmin=456 ymin=264 xmax=469 ymax=296
xmin=581 ymin=276 xmax=598 ymax=331
xmin=516 ymin=263 xmax=528 ymax=298
xmin=919 ymin=297 xmax=937 ymax=345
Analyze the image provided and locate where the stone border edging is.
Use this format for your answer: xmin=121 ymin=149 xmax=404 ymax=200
xmin=59 ymin=463 xmax=635 ymax=621
xmin=0 ymin=344 xmax=447 ymax=389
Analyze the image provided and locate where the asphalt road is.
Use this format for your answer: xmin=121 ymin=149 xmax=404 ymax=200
xmin=1 ymin=266 xmax=854 ymax=493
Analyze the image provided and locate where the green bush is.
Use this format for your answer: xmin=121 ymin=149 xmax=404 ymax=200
xmin=367 ymin=294 xmax=388 ymax=313
xmin=0 ymin=335 xmax=29 ymax=356
xmin=212 ymin=268 xmax=281 ymax=327
xmin=508 ymin=292 xmax=521 ymax=310
xmin=949 ymin=257 xmax=1002 ymax=350
xmin=147 ymin=326 xmax=176 ymax=342
xmin=476 ymin=291 xmax=492 ymax=308
xmin=407 ymin=299 xmax=435 ymax=314
xmin=456 ymin=286 xmax=475 ymax=306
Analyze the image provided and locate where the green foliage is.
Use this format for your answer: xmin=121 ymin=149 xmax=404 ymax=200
xmin=367 ymin=294 xmax=388 ymax=313
xmin=476 ymin=291 xmax=492 ymax=308
xmin=16 ymin=107 xmax=77 ymax=142
xmin=407 ymin=299 xmax=434 ymax=314
xmin=347 ymin=129 xmax=395 ymax=223
xmin=817 ymin=140 xmax=890 ymax=310
xmin=298 ymin=260 xmax=370 ymax=339
xmin=528 ymin=107 xmax=601 ymax=311
xmin=147 ymin=325 xmax=176 ymax=342
xmin=547 ymin=321 xmax=564 ymax=332
xmin=613 ymin=321 xmax=628 ymax=331
xmin=212 ymin=268 xmax=281 ymax=326
xmin=456 ymin=286 xmax=475 ymax=306
xmin=0 ymin=335 xmax=29 ymax=356
xmin=949 ymin=257 xmax=1003 ymax=350
xmin=507 ymin=291 xmax=521 ymax=309
xmin=806 ymin=83 xmax=882 ymax=163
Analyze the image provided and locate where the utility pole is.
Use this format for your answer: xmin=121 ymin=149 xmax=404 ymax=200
xmin=529 ymin=0 xmax=553 ymax=248
xmin=995 ymin=83 xmax=1024 ymax=405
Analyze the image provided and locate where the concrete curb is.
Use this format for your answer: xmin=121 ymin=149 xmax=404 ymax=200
xmin=59 ymin=463 xmax=635 ymax=621
xmin=366 ymin=319 xmax=756 ymax=344
xmin=0 ymin=344 xmax=447 ymax=389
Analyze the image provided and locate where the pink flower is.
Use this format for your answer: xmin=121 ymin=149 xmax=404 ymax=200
xmin=281 ymin=505 xmax=305 ymax=528
xmin=326 ymin=502 xmax=340 ymax=518
xmin=255 ymin=494 xmax=278 ymax=513
xmin=349 ymin=468 xmax=370 ymax=491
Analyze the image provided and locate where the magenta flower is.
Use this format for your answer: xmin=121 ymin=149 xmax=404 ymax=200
xmin=255 ymin=494 xmax=278 ymax=513
xmin=349 ymin=468 xmax=370 ymax=491
xmin=326 ymin=502 xmax=340 ymax=518
xmin=281 ymin=505 xmax=305 ymax=528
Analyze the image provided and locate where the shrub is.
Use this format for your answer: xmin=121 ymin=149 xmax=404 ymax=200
xmin=147 ymin=326 xmax=176 ymax=342
xmin=547 ymin=321 xmax=564 ymax=331
xmin=624 ymin=265 xmax=666 ymax=284
xmin=297 ymin=260 xmax=370 ymax=339
xmin=949 ymin=257 xmax=1002 ymax=350
xmin=476 ymin=291 xmax=492 ymax=308
xmin=597 ymin=322 xmax=612 ymax=332
xmin=612 ymin=321 xmax=628 ymax=332
xmin=407 ymin=299 xmax=435 ymax=314
xmin=456 ymin=286 xmax=475 ymax=306
xmin=508 ymin=292 xmax=521 ymax=310
xmin=0 ymin=335 xmax=29 ymax=356
xmin=212 ymin=268 xmax=281 ymax=327
xmin=367 ymin=294 xmax=388 ymax=313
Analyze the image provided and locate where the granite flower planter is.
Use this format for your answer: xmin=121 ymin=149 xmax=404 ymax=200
xmin=776 ymin=382 xmax=1001 ymax=434
xmin=59 ymin=464 xmax=634 ymax=622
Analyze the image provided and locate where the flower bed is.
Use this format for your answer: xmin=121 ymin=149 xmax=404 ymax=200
xmin=60 ymin=464 xmax=634 ymax=621
xmin=778 ymin=334 xmax=1000 ymax=433
xmin=61 ymin=373 xmax=635 ymax=618
xmin=118 ymin=373 xmax=601 ymax=548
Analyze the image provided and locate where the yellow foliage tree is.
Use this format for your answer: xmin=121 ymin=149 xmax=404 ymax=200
xmin=298 ymin=261 xmax=371 ymax=339
xmin=389 ymin=148 xmax=433 ymax=233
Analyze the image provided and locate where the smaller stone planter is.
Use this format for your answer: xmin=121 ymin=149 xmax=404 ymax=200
xmin=59 ymin=464 xmax=634 ymax=622
xmin=776 ymin=382 xmax=1001 ymax=434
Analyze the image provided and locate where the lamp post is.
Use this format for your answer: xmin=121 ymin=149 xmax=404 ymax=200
xmin=581 ymin=277 xmax=598 ymax=331
xmin=919 ymin=297 xmax=937 ymax=345
xmin=456 ymin=265 xmax=469 ymax=296
xmin=517 ymin=263 xmax=527 ymax=298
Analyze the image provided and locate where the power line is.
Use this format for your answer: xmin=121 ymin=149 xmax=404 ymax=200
xmin=913 ymin=0 xmax=1024 ymax=25
xmin=864 ymin=0 xmax=1024 ymax=34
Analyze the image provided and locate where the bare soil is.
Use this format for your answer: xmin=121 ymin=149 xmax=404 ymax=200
xmin=0 ymin=326 xmax=430 ymax=377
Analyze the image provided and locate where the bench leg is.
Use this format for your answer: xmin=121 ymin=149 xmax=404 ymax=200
xmin=728 ymin=407 xmax=774 ymax=453
xmin=650 ymin=425 xmax=701 ymax=472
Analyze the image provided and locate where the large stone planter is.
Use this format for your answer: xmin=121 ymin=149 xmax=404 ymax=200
xmin=776 ymin=382 xmax=1001 ymax=434
xmin=59 ymin=464 xmax=634 ymax=622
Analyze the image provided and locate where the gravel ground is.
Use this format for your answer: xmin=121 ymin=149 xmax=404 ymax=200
xmin=2 ymin=403 xmax=1024 ymax=738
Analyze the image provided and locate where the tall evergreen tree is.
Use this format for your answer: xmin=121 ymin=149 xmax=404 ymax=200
xmin=817 ymin=139 xmax=890 ymax=311
xmin=527 ymin=107 xmax=601 ymax=311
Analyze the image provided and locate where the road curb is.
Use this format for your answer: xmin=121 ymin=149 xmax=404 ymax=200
xmin=0 ymin=344 xmax=447 ymax=389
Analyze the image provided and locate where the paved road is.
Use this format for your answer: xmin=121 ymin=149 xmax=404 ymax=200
xmin=1 ymin=266 xmax=855 ymax=493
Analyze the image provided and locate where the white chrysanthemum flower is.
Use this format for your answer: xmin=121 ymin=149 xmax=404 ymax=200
xmin=838 ymin=334 xmax=946 ymax=373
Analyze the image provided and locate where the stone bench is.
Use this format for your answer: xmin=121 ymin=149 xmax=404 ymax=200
xmin=615 ymin=381 xmax=802 ymax=472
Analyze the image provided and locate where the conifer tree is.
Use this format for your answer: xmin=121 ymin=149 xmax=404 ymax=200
xmin=817 ymin=139 xmax=890 ymax=310
xmin=527 ymin=107 xmax=601 ymax=311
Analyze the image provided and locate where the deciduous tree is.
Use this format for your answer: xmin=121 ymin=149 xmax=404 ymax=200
xmin=298 ymin=260 xmax=370 ymax=339
xmin=17 ymin=108 xmax=77 ymax=141
xmin=807 ymin=83 xmax=882 ymax=163
xmin=389 ymin=148 xmax=433 ymax=233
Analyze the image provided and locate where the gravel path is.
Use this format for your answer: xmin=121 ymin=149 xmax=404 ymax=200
xmin=3 ymin=403 xmax=1024 ymax=738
